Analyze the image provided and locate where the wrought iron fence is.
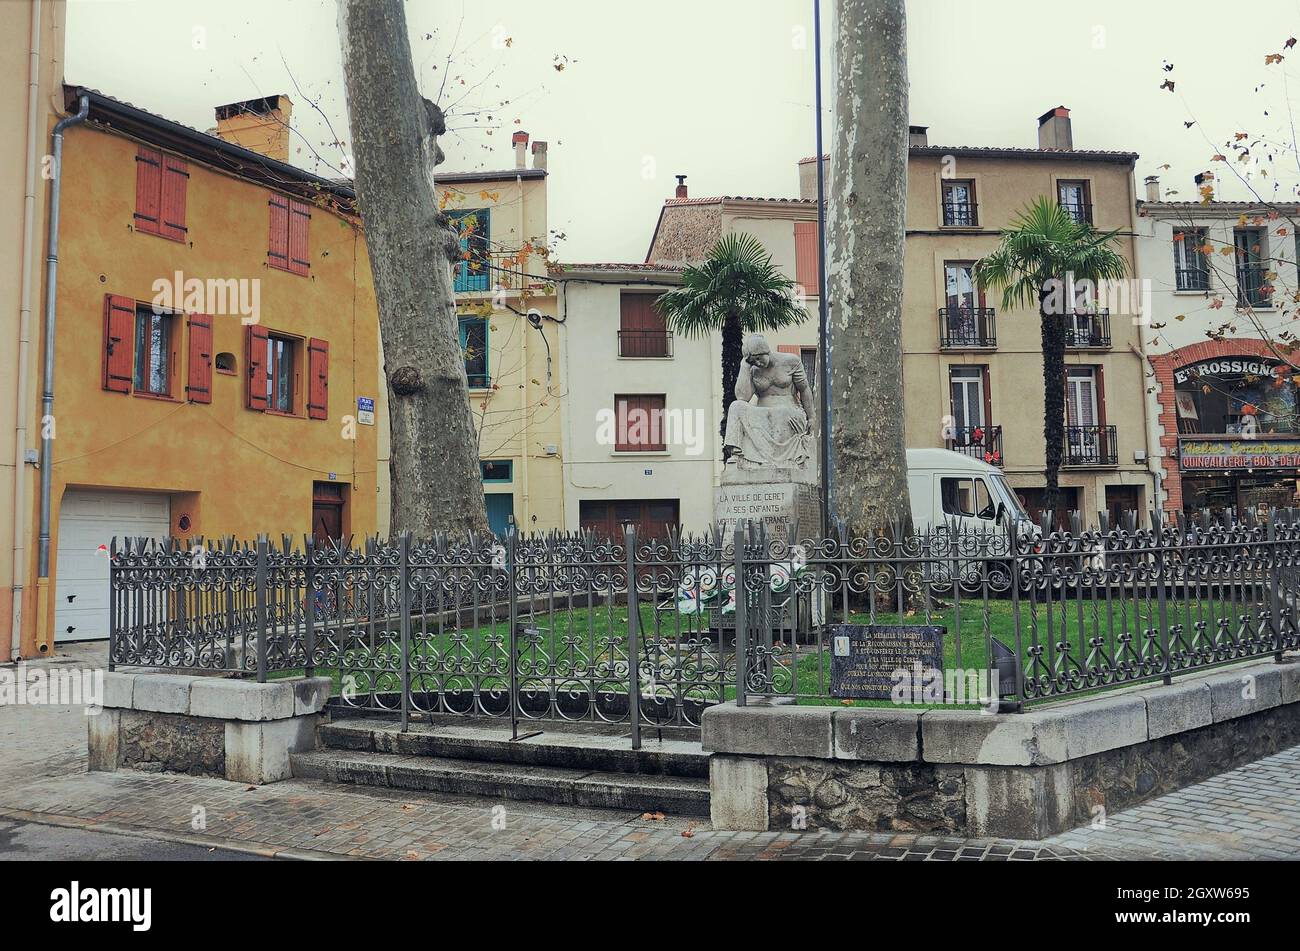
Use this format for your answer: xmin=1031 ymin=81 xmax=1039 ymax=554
xmin=109 ymin=508 xmax=1300 ymax=746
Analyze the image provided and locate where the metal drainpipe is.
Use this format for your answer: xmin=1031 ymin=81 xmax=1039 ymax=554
xmin=34 ymin=94 xmax=89 ymax=639
xmin=11 ymin=0 xmax=44 ymax=662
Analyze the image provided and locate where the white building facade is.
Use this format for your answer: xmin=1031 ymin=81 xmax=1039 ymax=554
xmin=1136 ymin=183 xmax=1300 ymax=515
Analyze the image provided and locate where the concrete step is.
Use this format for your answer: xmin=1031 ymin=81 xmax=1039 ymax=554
xmin=291 ymin=749 xmax=710 ymax=817
xmin=319 ymin=717 xmax=708 ymax=779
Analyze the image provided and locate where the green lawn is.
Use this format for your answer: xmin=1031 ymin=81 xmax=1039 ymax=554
xmin=270 ymin=594 xmax=1258 ymax=710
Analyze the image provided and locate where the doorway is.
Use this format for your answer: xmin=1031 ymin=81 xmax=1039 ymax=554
xmin=312 ymin=482 xmax=347 ymax=543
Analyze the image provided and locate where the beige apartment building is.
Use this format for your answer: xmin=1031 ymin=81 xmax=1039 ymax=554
xmin=378 ymin=132 xmax=565 ymax=536
xmin=646 ymin=107 xmax=1158 ymax=528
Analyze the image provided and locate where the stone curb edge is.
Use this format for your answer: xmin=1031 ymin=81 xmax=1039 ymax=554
xmin=0 ymin=807 xmax=361 ymax=862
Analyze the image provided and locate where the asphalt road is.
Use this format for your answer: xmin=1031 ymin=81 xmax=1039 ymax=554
xmin=0 ymin=818 xmax=269 ymax=861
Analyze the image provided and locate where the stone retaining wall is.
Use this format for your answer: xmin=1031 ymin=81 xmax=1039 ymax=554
xmin=703 ymin=657 xmax=1300 ymax=838
xmin=90 ymin=672 xmax=332 ymax=785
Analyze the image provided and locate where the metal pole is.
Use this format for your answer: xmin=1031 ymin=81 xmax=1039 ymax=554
xmin=625 ymin=524 xmax=642 ymax=750
xmin=303 ymin=536 xmax=316 ymax=679
xmin=814 ymin=0 xmax=833 ymax=539
xmin=255 ymin=536 xmax=268 ymax=683
xmin=507 ymin=527 xmax=519 ymax=741
xmin=399 ymin=534 xmax=412 ymax=732
xmin=734 ymin=525 xmax=748 ymax=707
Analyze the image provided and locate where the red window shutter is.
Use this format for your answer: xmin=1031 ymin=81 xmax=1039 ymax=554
xmin=186 ymin=314 xmax=213 ymax=404
xmin=616 ymin=395 xmax=666 ymax=451
xmin=102 ymin=295 xmax=135 ymax=393
xmin=288 ymin=200 xmax=311 ymax=276
xmin=794 ymin=222 xmax=820 ymax=294
xmin=245 ymin=325 xmax=269 ymax=411
xmin=160 ymin=156 xmax=189 ymax=242
xmin=307 ymin=338 xmax=329 ymax=420
xmin=134 ymin=147 xmax=162 ymax=235
xmin=268 ymin=196 xmax=289 ymax=270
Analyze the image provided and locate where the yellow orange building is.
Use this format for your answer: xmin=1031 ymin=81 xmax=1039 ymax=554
xmin=12 ymin=82 xmax=381 ymax=658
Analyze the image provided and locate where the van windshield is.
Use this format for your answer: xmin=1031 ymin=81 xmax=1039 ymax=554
xmin=989 ymin=474 xmax=1029 ymax=522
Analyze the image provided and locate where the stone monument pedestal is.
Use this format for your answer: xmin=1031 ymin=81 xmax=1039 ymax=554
xmin=715 ymin=473 xmax=822 ymax=544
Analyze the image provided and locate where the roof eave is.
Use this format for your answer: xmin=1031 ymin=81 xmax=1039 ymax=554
xmin=68 ymin=86 xmax=358 ymax=204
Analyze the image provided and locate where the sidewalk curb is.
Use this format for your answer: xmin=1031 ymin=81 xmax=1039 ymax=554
xmin=0 ymin=807 xmax=362 ymax=861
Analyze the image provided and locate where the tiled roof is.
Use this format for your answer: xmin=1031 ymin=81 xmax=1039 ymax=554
xmin=552 ymin=262 xmax=686 ymax=272
xmin=799 ymin=144 xmax=1139 ymax=164
xmin=666 ymin=196 xmax=817 ymax=206
xmin=65 ymin=85 xmax=357 ymax=202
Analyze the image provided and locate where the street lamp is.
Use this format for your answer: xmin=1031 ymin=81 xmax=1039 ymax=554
xmin=814 ymin=0 xmax=833 ymax=538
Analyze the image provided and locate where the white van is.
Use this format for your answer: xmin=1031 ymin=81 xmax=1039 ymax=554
xmin=906 ymin=448 xmax=1030 ymax=534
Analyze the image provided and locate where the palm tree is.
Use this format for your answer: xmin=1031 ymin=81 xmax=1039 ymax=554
xmin=975 ymin=198 xmax=1128 ymax=514
xmin=655 ymin=233 xmax=808 ymax=438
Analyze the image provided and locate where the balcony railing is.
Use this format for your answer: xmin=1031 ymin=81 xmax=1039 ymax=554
xmin=938 ymin=307 xmax=997 ymax=349
xmin=454 ymin=252 xmax=522 ymax=294
xmin=947 ymin=425 xmax=1004 ymax=467
xmin=1237 ymin=266 xmax=1271 ymax=309
xmin=941 ymin=201 xmax=979 ymax=227
xmin=1061 ymin=201 xmax=1093 ymax=224
xmin=1064 ymin=425 xmax=1118 ymax=467
xmin=618 ymin=330 xmax=674 ymax=358
xmin=1064 ymin=310 xmax=1111 ymax=349
xmin=1175 ymin=266 xmax=1210 ymax=292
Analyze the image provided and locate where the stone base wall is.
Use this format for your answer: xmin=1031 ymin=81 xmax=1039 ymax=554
xmin=767 ymin=758 xmax=967 ymax=833
xmin=90 ymin=672 xmax=331 ymax=785
xmin=704 ymin=657 xmax=1300 ymax=839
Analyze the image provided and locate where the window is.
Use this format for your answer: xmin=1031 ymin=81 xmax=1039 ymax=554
xmin=800 ymin=348 xmax=818 ymax=394
xmin=944 ymin=263 xmax=982 ymax=311
xmin=614 ymin=394 xmax=667 ymax=452
xmin=243 ymin=326 xmax=323 ymax=418
xmin=941 ymin=180 xmax=977 ymax=226
xmin=448 ymin=209 xmax=491 ymax=292
xmin=1173 ymin=228 xmax=1209 ymax=291
xmin=949 ymin=366 xmax=987 ymax=431
xmin=1057 ymin=180 xmax=1092 ymax=224
xmin=940 ymin=477 xmax=995 ymax=519
xmin=133 ymin=306 xmax=175 ymax=396
xmin=619 ymin=293 xmax=672 ymax=357
xmin=133 ymin=147 xmax=188 ymax=242
xmin=1234 ymin=227 xmax=1270 ymax=308
xmin=266 ymin=335 xmax=295 ymax=413
xmin=459 ymin=317 xmax=489 ymax=388
xmin=1066 ymin=367 xmax=1100 ymax=427
xmin=1173 ymin=357 xmax=1297 ymax=435
xmin=794 ymin=221 xmax=821 ymax=292
xmin=215 ymin=352 xmax=237 ymax=375
xmin=940 ymin=263 xmax=994 ymax=347
xmin=268 ymin=195 xmax=311 ymax=276
xmin=481 ymin=460 xmax=514 ymax=483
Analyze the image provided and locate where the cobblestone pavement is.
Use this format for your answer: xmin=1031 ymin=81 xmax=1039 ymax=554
xmin=2 ymin=645 xmax=1299 ymax=860
xmin=1046 ymin=745 xmax=1300 ymax=861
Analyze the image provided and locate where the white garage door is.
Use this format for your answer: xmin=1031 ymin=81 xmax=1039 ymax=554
xmin=55 ymin=490 xmax=170 ymax=643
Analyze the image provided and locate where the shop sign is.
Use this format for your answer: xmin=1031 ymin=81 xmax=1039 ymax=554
xmin=1179 ymin=437 xmax=1300 ymax=471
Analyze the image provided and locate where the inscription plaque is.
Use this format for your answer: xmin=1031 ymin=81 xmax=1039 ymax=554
xmin=829 ymin=624 xmax=944 ymax=700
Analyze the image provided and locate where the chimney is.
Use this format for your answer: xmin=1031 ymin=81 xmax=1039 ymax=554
xmin=213 ymin=95 xmax=293 ymax=162
xmin=675 ymin=175 xmax=688 ymax=199
xmin=798 ymin=156 xmax=827 ymax=201
xmin=909 ymin=125 xmax=929 ymax=148
xmin=513 ymin=131 xmax=529 ymax=169
xmin=1037 ymin=105 xmax=1073 ymax=151
xmin=531 ymin=140 xmax=548 ymax=171
xmin=1144 ymin=175 xmax=1160 ymax=202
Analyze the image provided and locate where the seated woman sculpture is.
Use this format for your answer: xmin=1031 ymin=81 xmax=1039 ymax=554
xmin=723 ymin=334 xmax=817 ymax=482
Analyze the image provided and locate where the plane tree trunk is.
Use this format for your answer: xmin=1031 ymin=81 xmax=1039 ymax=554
xmin=337 ymin=0 xmax=488 ymax=537
xmin=827 ymin=0 xmax=912 ymax=536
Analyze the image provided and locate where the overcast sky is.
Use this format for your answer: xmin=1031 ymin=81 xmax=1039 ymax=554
xmin=66 ymin=0 xmax=1300 ymax=262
